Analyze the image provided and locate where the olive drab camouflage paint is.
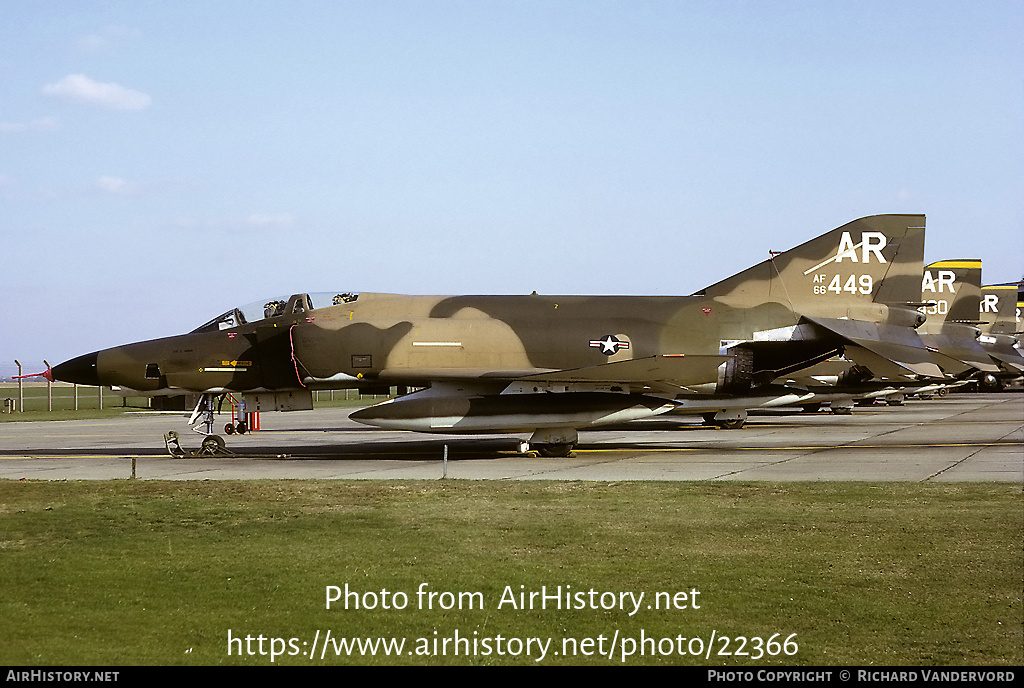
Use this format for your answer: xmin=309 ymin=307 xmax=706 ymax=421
xmin=976 ymin=283 xmax=1024 ymax=386
xmin=980 ymin=283 xmax=1022 ymax=337
xmin=775 ymin=260 xmax=1023 ymax=402
xmin=916 ymin=260 xmax=999 ymax=377
xmin=51 ymin=214 xmax=950 ymax=453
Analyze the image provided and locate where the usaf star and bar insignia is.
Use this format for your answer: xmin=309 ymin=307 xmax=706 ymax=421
xmin=589 ymin=334 xmax=630 ymax=355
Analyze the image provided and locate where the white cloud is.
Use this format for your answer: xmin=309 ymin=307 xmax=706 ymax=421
xmin=42 ymin=74 xmax=151 ymax=111
xmin=0 ymin=117 xmax=59 ymax=132
xmin=96 ymin=176 xmax=138 ymax=195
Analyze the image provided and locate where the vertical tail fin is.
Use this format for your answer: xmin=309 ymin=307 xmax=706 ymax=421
xmin=980 ymin=283 xmax=1023 ymax=335
xmin=919 ymin=260 xmax=982 ymax=331
xmin=696 ymin=214 xmax=926 ymax=318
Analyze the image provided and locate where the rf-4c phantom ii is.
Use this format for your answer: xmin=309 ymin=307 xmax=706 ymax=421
xmin=52 ymin=214 xmax=944 ymax=456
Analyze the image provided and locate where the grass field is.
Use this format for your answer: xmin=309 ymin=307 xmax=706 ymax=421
xmin=1 ymin=480 xmax=1020 ymax=666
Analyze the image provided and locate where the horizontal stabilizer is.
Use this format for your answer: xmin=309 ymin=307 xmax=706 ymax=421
xmin=519 ymin=354 xmax=730 ymax=386
xmin=920 ymin=330 xmax=1000 ymax=374
xmin=985 ymin=349 xmax=1024 ymax=373
xmin=803 ymin=315 xmax=944 ymax=378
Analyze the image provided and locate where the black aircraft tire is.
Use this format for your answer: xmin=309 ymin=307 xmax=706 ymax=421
xmin=224 ymin=424 xmax=235 ymax=435
xmin=537 ymin=443 xmax=574 ymax=458
xmin=201 ymin=435 xmax=226 ymax=452
xmin=716 ymin=419 xmax=745 ymax=430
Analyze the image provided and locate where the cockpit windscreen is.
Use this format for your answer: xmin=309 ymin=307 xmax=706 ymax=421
xmin=190 ymin=292 xmax=359 ymax=333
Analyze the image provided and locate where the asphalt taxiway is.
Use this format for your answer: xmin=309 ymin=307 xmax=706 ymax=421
xmin=0 ymin=394 xmax=1020 ymax=482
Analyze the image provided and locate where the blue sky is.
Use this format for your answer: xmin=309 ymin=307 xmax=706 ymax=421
xmin=2 ymin=1 xmax=1022 ymax=372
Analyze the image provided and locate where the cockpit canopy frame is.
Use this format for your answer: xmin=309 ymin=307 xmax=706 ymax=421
xmin=189 ymin=292 xmax=359 ymax=333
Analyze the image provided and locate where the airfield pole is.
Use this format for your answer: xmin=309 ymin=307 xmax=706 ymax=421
xmin=74 ymin=384 xmax=78 ymax=411
xmin=43 ymin=360 xmax=51 ymax=412
xmin=14 ymin=360 xmax=23 ymax=413
xmin=98 ymin=386 xmax=103 ymax=410
xmin=443 ymin=444 xmax=448 ymax=479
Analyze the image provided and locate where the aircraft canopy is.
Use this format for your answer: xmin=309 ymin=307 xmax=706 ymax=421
xmin=190 ymin=292 xmax=360 ymax=333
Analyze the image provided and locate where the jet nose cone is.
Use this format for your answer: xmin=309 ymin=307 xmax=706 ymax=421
xmin=51 ymin=352 xmax=101 ymax=386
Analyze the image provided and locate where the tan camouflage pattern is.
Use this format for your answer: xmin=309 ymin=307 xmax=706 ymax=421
xmin=51 ymin=215 xmax=949 ymax=440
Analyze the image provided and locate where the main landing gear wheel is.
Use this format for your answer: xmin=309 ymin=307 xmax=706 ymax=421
xmin=528 ymin=428 xmax=578 ymax=458
xmin=715 ymin=419 xmax=745 ymax=430
xmin=978 ymin=374 xmax=1004 ymax=392
xmin=705 ymin=410 xmax=747 ymax=430
xmin=535 ymin=443 xmax=575 ymax=458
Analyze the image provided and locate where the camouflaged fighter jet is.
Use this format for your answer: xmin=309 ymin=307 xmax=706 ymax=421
xmin=917 ymin=260 xmax=1000 ymax=376
xmin=50 ymin=214 xmax=939 ymax=455
xmin=979 ymin=283 xmax=1022 ymax=337
xmin=977 ymin=282 xmax=1024 ymax=388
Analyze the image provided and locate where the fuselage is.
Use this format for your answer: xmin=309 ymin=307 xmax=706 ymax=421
xmin=52 ymin=289 xmax=851 ymax=394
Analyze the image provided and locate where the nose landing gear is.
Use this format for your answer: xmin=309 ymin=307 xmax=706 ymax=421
xmin=162 ymin=393 xmax=239 ymax=457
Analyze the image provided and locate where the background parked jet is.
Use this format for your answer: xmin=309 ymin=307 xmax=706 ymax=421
xmin=767 ymin=259 xmax=1004 ymax=406
xmin=917 ymin=259 xmax=999 ymax=378
xmin=977 ymin=282 xmax=1024 ymax=389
